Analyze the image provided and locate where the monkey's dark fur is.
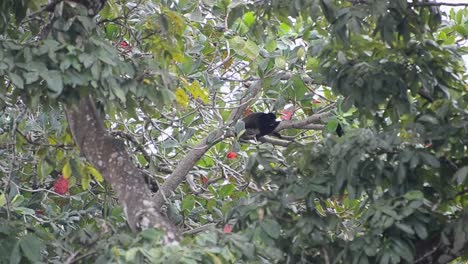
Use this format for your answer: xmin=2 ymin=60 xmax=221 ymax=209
xmin=242 ymin=112 xmax=281 ymax=139
xmin=241 ymin=112 xmax=344 ymax=140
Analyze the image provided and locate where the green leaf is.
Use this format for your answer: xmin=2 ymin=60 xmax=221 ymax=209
xmin=454 ymin=166 xmax=468 ymax=185
xmin=14 ymin=207 xmax=35 ymax=216
xmin=229 ymin=36 xmax=245 ymax=54
xmin=20 ymin=235 xmax=43 ymax=262
xmin=88 ymin=165 xmax=104 ymax=182
xmin=275 ymin=57 xmax=286 ymax=69
xmin=60 ymin=57 xmax=72 ymax=71
xmin=261 ymin=218 xmax=281 ymax=239
xmin=403 ymin=190 xmax=423 ymax=200
xmin=182 ymin=194 xmax=195 ymax=211
xmin=175 ymin=88 xmax=189 ymax=108
xmin=291 ymin=75 xmax=308 ymax=100
xmin=243 ymin=12 xmax=255 ymax=27
xmin=97 ymin=48 xmax=117 ymax=66
xmin=392 ymin=238 xmax=413 ymax=262
xmin=113 ymin=86 xmax=127 ymax=103
xmin=10 ymin=242 xmax=21 ymax=264
xmin=24 ymin=71 xmax=39 ymax=84
xmin=413 ymin=222 xmax=428 ymax=239
xmin=81 ymin=173 xmax=91 ymax=190
xmin=381 ymin=208 xmax=399 ymax=219
xmin=78 ymin=53 xmax=96 ymax=68
xmin=62 ymin=161 xmax=72 ymax=179
xmin=206 ymin=252 xmax=223 ymax=264
xmin=395 ymin=222 xmax=414 ymax=235
xmin=218 ymin=184 xmax=235 ymax=199
xmin=8 ymin=72 xmax=24 ymax=88
xmin=243 ymin=40 xmax=259 ymax=60
xmin=418 ymin=115 xmax=439 ymax=125
xmin=420 ymin=153 xmax=440 ymax=168
xmin=0 ymin=194 xmax=5 ymax=207
xmin=230 ymin=237 xmax=255 ymax=258
xmin=125 ymin=248 xmax=140 ymax=262
xmin=42 ymin=70 xmax=63 ymax=97
xmin=326 ymin=119 xmax=339 ymax=132
xmin=140 ymin=229 xmax=161 ymax=240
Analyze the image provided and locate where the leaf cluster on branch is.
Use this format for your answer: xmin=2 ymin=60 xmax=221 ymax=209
xmin=0 ymin=0 xmax=467 ymax=263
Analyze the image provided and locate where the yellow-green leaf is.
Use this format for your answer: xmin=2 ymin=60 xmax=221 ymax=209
xmin=48 ymin=136 xmax=58 ymax=145
xmin=62 ymin=161 xmax=72 ymax=179
xmin=187 ymin=81 xmax=209 ymax=104
xmin=207 ymin=252 xmax=223 ymax=264
xmin=88 ymin=165 xmax=104 ymax=182
xmin=63 ymin=133 xmax=74 ymax=144
xmin=81 ymin=173 xmax=91 ymax=190
xmin=0 ymin=194 xmax=5 ymax=206
xmin=175 ymin=88 xmax=189 ymax=108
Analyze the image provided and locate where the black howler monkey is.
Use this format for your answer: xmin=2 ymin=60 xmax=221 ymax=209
xmin=335 ymin=123 xmax=344 ymax=137
xmin=241 ymin=112 xmax=281 ymax=139
xmin=241 ymin=112 xmax=344 ymax=140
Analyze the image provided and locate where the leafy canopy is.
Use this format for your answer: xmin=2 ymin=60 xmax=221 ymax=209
xmin=0 ymin=0 xmax=467 ymax=263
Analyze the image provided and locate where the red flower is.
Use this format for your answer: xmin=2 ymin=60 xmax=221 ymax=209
xmin=118 ymin=41 xmax=129 ymax=47
xmin=223 ymin=224 xmax=233 ymax=233
xmin=226 ymin=151 xmax=237 ymax=159
xmin=117 ymin=41 xmax=132 ymax=53
xmin=281 ymin=109 xmax=294 ymax=121
xmin=53 ymin=176 xmax=69 ymax=195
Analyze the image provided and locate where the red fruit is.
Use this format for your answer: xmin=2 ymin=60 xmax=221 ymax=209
xmin=53 ymin=176 xmax=69 ymax=195
xmin=118 ymin=41 xmax=129 ymax=47
xmin=226 ymin=151 xmax=238 ymax=159
xmin=223 ymin=224 xmax=233 ymax=233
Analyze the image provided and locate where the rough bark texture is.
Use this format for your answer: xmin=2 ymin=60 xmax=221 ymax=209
xmin=154 ymin=131 xmax=225 ymax=209
xmin=65 ymin=96 xmax=178 ymax=242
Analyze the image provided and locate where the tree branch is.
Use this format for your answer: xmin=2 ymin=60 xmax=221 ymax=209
xmin=154 ymin=86 xmax=333 ymax=208
xmin=154 ymin=81 xmax=263 ymax=208
xmin=275 ymin=111 xmax=333 ymax=131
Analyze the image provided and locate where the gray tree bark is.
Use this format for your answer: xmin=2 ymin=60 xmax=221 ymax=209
xmin=65 ymin=96 xmax=178 ymax=243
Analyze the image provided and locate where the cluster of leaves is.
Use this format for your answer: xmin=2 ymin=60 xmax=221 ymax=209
xmin=224 ymin=1 xmax=468 ymax=263
xmin=0 ymin=0 xmax=177 ymax=111
xmin=0 ymin=215 xmax=256 ymax=263
xmin=230 ymin=127 xmax=468 ymax=262
xmin=0 ymin=0 xmax=467 ymax=263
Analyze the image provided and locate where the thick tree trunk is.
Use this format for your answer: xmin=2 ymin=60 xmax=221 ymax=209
xmin=65 ymin=96 xmax=178 ymax=242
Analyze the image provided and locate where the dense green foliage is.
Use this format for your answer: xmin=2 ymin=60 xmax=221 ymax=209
xmin=0 ymin=0 xmax=467 ymax=263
